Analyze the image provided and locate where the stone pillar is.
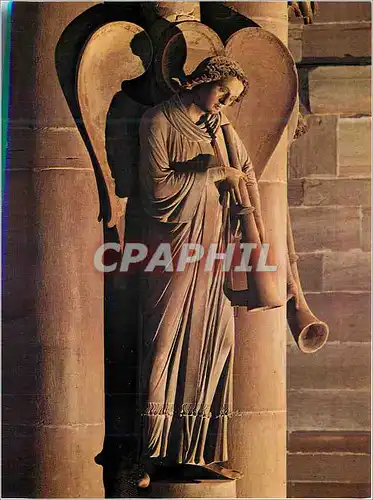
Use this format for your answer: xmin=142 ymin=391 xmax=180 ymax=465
xmin=234 ymin=4 xmax=288 ymax=498
xmin=4 ymin=3 xmax=104 ymax=497
xmin=228 ymin=2 xmax=289 ymax=41
xmin=203 ymin=3 xmax=289 ymax=498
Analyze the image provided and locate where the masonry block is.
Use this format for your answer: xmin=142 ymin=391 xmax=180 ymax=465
xmin=289 ymin=115 xmax=337 ymax=178
xmin=309 ymin=66 xmax=371 ymax=115
xmin=288 ymin=179 xmax=304 ymax=205
xmin=362 ymin=207 xmax=371 ymax=251
xmin=297 ymin=253 xmax=323 ymax=291
xmin=290 ymin=206 xmax=360 ymax=251
xmin=303 ymin=178 xmax=371 ymax=206
xmin=288 ymin=343 xmax=370 ymax=390
xmin=305 ymin=292 xmax=371 ymax=342
xmin=288 ymin=390 xmax=370 ymax=431
xmin=314 ymin=2 xmax=371 ymax=23
xmin=338 ymin=117 xmax=371 ymax=177
xmin=323 ymin=250 xmax=371 ymax=291
xmin=288 ymin=453 xmax=370 ymax=483
xmin=303 ymin=23 xmax=371 ymax=60
xmin=288 ymin=482 xmax=371 ymax=499
xmin=288 ymin=24 xmax=303 ymax=62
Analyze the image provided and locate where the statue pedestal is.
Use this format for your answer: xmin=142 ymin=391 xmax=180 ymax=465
xmin=148 ymin=479 xmax=237 ymax=498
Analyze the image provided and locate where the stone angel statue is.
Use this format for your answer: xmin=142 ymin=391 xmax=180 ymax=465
xmin=72 ymin=17 xmax=328 ymax=492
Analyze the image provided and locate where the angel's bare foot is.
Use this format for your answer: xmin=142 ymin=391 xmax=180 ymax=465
xmin=136 ymin=471 xmax=151 ymax=489
xmin=200 ymin=462 xmax=243 ymax=480
xmin=120 ymin=462 xmax=152 ymax=489
xmin=135 ymin=459 xmax=168 ymax=488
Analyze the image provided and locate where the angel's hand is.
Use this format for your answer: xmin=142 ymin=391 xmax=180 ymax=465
xmin=225 ymin=167 xmax=248 ymax=205
xmin=109 ymin=196 xmax=127 ymax=227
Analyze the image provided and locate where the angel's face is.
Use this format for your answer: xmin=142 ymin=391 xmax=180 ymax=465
xmin=194 ymin=76 xmax=244 ymax=114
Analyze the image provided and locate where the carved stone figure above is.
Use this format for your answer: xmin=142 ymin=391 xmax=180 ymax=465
xmin=288 ymin=0 xmax=318 ymax=24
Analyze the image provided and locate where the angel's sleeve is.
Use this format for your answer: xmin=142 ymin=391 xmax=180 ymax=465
xmin=139 ymin=111 xmax=224 ymax=223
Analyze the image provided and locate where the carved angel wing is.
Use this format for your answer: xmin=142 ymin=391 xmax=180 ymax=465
xmin=154 ymin=20 xmax=225 ymax=95
xmin=224 ymin=27 xmax=298 ymax=179
xmin=77 ymin=21 xmax=153 ymax=228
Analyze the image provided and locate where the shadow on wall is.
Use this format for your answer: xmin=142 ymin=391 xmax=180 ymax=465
xmin=55 ymin=4 xmax=175 ymax=497
xmin=2 ymin=169 xmax=40 ymax=498
xmin=2 ymin=3 xmax=149 ymax=497
xmin=3 ymin=3 xmax=42 ymax=496
xmin=200 ymin=2 xmax=259 ymax=42
xmin=55 ymin=3 xmax=145 ymax=496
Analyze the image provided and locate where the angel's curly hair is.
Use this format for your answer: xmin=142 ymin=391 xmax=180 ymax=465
xmin=180 ymin=55 xmax=249 ymax=103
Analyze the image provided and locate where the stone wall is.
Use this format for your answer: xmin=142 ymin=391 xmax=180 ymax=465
xmin=287 ymin=3 xmax=371 ymax=498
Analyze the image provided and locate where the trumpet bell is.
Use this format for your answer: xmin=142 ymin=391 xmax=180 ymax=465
xmin=287 ymin=297 xmax=329 ymax=353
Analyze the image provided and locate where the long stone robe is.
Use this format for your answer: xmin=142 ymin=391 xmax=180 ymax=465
xmin=137 ymin=93 xmax=259 ymax=466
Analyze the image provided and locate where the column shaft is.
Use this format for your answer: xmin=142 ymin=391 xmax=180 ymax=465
xmin=204 ymin=3 xmax=289 ymax=497
xmin=4 ymin=3 xmax=104 ymax=497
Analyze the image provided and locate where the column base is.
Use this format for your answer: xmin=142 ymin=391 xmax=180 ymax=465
xmin=148 ymin=479 xmax=237 ymax=498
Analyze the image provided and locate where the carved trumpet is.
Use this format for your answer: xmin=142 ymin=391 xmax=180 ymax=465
xmin=221 ymin=123 xmax=283 ymax=311
xmin=286 ymin=209 xmax=329 ymax=353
